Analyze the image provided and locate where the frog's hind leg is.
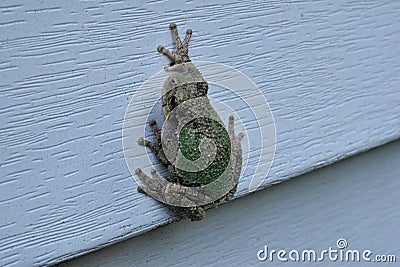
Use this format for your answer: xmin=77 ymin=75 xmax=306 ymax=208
xmin=136 ymin=168 xmax=207 ymax=221
xmin=136 ymin=168 xmax=167 ymax=193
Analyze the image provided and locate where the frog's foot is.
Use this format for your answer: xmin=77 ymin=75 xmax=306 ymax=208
xmin=138 ymin=120 xmax=160 ymax=147
xmin=157 ymin=22 xmax=192 ymax=64
xmin=136 ymin=168 xmax=167 ymax=197
xmin=175 ymin=206 xmax=206 ymax=221
xmin=149 ymin=119 xmax=161 ymax=145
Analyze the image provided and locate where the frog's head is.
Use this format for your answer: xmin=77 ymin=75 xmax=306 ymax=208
xmin=161 ymin=63 xmax=208 ymax=117
xmin=157 ymin=23 xmax=209 ymax=118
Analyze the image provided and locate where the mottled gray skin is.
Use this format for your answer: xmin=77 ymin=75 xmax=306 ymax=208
xmin=136 ymin=23 xmax=243 ymax=221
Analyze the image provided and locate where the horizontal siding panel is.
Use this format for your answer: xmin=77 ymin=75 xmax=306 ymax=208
xmin=60 ymin=140 xmax=400 ymax=267
xmin=0 ymin=0 xmax=399 ymax=265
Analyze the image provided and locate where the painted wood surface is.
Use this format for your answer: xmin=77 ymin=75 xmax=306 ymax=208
xmin=60 ymin=140 xmax=400 ymax=267
xmin=1 ymin=1 xmax=400 ymax=266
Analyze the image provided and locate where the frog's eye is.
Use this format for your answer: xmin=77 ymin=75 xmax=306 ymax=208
xmin=168 ymin=95 xmax=178 ymax=110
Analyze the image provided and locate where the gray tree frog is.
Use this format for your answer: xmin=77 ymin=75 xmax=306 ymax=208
xmin=135 ymin=23 xmax=243 ymax=221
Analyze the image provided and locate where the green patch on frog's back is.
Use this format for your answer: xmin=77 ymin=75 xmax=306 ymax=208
xmin=177 ymin=117 xmax=231 ymax=184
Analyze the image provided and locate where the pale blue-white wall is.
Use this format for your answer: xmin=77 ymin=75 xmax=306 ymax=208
xmin=61 ymin=140 xmax=400 ymax=267
xmin=0 ymin=1 xmax=399 ymax=266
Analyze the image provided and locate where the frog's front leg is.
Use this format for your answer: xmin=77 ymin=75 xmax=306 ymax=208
xmin=205 ymin=115 xmax=244 ymax=209
xmin=137 ymin=119 xmax=170 ymax=194
xmin=138 ymin=119 xmax=169 ymax=165
xmin=225 ymin=115 xmax=244 ymax=201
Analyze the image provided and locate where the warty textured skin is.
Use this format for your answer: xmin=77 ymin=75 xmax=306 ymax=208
xmin=136 ymin=23 xmax=243 ymax=221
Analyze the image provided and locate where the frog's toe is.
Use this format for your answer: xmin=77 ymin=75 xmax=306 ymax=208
xmin=138 ymin=138 xmax=155 ymax=149
xmin=150 ymin=168 xmax=162 ymax=180
xmin=135 ymin=168 xmax=142 ymax=175
xmin=137 ymin=185 xmax=146 ymax=194
xmin=228 ymin=115 xmax=235 ymax=136
xmin=177 ymin=207 xmax=205 ymax=221
xmin=190 ymin=207 xmax=206 ymax=221
xmin=157 ymin=45 xmax=165 ymax=53
xmin=237 ymin=132 xmax=245 ymax=141
xmin=169 ymin=22 xmax=177 ymax=29
xmin=135 ymin=168 xmax=148 ymax=193
xmin=137 ymin=137 xmax=145 ymax=146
